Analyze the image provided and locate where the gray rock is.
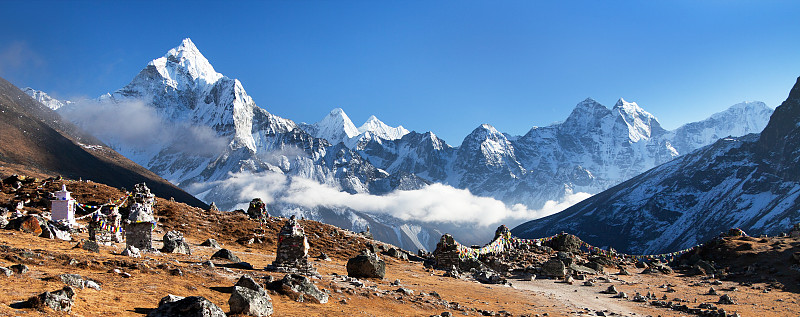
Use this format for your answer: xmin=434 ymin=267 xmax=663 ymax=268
xmin=235 ymin=275 xmax=263 ymax=292
xmin=201 ymin=239 xmax=221 ymax=248
xmin=718 ymin=294 xmax=736 ymax=305
xmin=346 ymin=252 xmax=386 ymax=279
xmin=602 ymin=285 xmax=618 ymax=294
xmin=277 ymin=273 xmax=328 ymax=304
xmin=474 ymin=270 xmax=505 ymax=284
xmin=122 ymin=245 xmax=142 ymax=258
xmin=540 ymin=259 xmax=566 ymax=278
xmin=27 ymin=286 xmax=75 ymax=312
xmin=211 ymin=249 xmax=240 ymax=262
xmin=147 ymin=295 xmax=226 ymax=317
xmin=161 ymin=231 xmax=191 ymax=255
xmin=59 ymin=274 xmax=86 ymax=289
xmin=0 ymin=266 xmax=12 ymax=277
xmin=10 ymin=264 xmax=28 ymax=274
xmin=229 ymin=286 xmax=273 ymax=317
xmin=77 ymin=239 xmax=100 ymax=253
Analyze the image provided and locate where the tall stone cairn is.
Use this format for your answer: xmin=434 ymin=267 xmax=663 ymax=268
xmin=124 ymin=183 xmax=156 ymax=252
xmin=267 ymin=216 xmax=317 ymax=276
xmin=433 ymin=234 xmax=461 ymax=269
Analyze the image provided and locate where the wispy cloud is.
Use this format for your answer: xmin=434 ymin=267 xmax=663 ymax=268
xmin=0 ymin=41 xmax=44 ymax=75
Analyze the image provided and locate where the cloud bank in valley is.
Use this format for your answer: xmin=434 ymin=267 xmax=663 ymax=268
xmin=193 ymin=171 xmax=591 ymax=229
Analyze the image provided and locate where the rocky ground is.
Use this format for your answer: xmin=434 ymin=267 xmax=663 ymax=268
xmin=0 ymin=176 xmax=798 ymax=316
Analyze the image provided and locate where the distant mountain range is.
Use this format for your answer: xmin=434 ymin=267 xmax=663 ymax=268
xmin=24 ymin=38 xmax=774 ymax=251
xmin=513 ymin=77 xmax=800 ymax=254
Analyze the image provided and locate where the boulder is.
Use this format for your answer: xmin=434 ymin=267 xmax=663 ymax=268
xmin=211 ymin=249 xmax=240 ymax=262
xmin=346 ymin=252 xmax=386 ymax=279
xmin=10 ymin=264 xmax=28 ymax=274
xmin=147 ymin=295 xmax=226 ymax=317
xmin=540 ymin=259 xmax=566 ymax=278
xmin=161 ymin=231 xmax=191 ymax=255
xmin=548 ymin=234 xmax=583 ymax=253
xmin=0 ymin=266 xmax=12 ymax=277
xmin=26 ymin=286 xmax=75 ymax=312
xmin=235 ymin=275 xmax=263 ymax=292
xmin=229 ymin=286 xmax=273 ymax=317
xmin=276 ymin=274 xmax=328 ymax=304
xmin=386 ymin=248 xmax=408 ymax=260
xmin=122 ymin=245 xmax=142 ymax=258
xmin=201 ymin=239 xmax=221 ymax=248
xmin=40 ymin=222 xmax=71 ymax=241
xmin=75 ymin=239 xmax=100 ymax=253
xmin=59 ymin=274 xmax=86 ymax=289
xmin=474 ymin=270 xmax=505 ymax=284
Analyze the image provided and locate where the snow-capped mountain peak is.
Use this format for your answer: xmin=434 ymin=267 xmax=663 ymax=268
xmin=358 ymin=115 xmax=410 ymax=140
xmin=149 ymin=38 xmax=222 ymax=87
xmin=613 ymin=98 xmax=662 ymax=141
xmin=22 ymin=88 xmax=73 ymax=111
xmin=300 ymin=107 xmax=360 ymax=145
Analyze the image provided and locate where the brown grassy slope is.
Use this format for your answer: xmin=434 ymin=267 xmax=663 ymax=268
xmin=0 ymin=76 xmax=206 ymax=208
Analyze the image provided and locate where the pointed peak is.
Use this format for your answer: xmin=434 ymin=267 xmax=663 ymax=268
xmin=148 ymin=38 xmax=222 ymax=85
xmin=365 ymin=115 xmax=380 ymax=123
xmin=613 ymin=98 xmax=641 ymax=110
xmin=575 ymin=97 xmax=606 ymax=110
xmin=357 ymin=114 xmax=410 ymax=140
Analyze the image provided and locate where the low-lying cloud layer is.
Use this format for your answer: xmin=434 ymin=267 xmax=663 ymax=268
xmin=193 ymin=171 xmax=591 ymax=229
xmin=60 ymin=98 xmax=228 ymax=156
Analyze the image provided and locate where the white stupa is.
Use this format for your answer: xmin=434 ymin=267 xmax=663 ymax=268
xmin=51 ymin=184 xmax=76 ymax=225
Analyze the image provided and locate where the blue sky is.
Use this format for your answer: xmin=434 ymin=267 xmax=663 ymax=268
xmin=1 ymin=1 xmax=799 ymax=144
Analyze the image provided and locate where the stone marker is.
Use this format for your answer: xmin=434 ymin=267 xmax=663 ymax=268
xmin=266 ymin=216 xmax=316 ymax=276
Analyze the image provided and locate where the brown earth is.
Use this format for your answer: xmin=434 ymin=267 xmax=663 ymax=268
xmin=0 ymin=177 xmax=799 ymax=316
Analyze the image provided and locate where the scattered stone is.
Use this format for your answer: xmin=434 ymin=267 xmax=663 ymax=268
xmin=211 ymin=249 xmax=241 ymax=262
xmin=229 ymin=285 xmax=273 ymax=317
xmin=202 ymin=260 xmax=215 ymax=268
xmin=564 ymin=276 xmax=575 ymax=285
xmin=346 ymin=251 xmax=386 ymax=279
xmin=718 ymin=294 xmax=736 ymax=305
xmin=275 ymin=273 xmax=328 ymax=304
xmin=632 ymin=293 xmax=646 ymax=302
xmin=602 ymin=285 xmax=618 ymax=294
xmin=10 ymin=263 xmax=28 ymax=274
xmin=707 ymin=287 xmax=718 ymax=295
xmin=396 ymin=287 xmax=414 ymax=295
xmin=235 ymin=275 xmax=263 ymax=292
xmin=121 ymin=245 xmax=142 ymax=258
xmin=618 ymin=267 xmax=630 ymax=275
xmin=26 ymin=286 xmax=75 ymax=312
xmin=75 ymin=239 xmax=100 ymax=253
xmin=0 ymin=266 xmax=12 ymax=277
xmin=386 ymin=248 xmax=409 ymax=260
xmin=474 ymin=270 xmax=505 ymax=284
xmin=316 ymin=252 xmax=331 ymax=261
xmin=170 ymin=268 xmax=183 ymax=276
xmin=613 ymin=291 xmax=628 ymax=299
xmin=59 ymin=274 xmax=86 ymax=289
xmin=161 ymin=230 xmax=191 ymax=255
xmin=147 ymin=295 xmax=226 ymax=317
xmin=201 ymin=239 xmax=221 ymax=248
xmin=583 ymin=280 xmax=595 ymax=287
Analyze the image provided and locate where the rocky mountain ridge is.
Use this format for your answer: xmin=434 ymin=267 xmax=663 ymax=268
xmin=513 ymin=77 xmax=800 ymax=254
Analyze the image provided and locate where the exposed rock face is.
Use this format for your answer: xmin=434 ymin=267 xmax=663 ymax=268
xmin=346 ymin=251 xmax=386 ymax=279
xmin=513 ymin=79 xmax=800 ymax=254
xmin=161 ymin=230 xmax=191 ymax=255
xmin=267 ymin=217 xmax=316 ymax=275
xmin=147 ymin=295 xmax=226 ymax=317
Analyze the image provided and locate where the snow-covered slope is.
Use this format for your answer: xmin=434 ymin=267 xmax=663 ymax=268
xmin=29 ymin=38 xmax=775 ymax=252
xmin=38 ymin=38 xmax=443 ymax=252
xmin=512 ymin=77 xmax=800 ymax=254
xmin=23 ymin=87 xmax=73 ymax=111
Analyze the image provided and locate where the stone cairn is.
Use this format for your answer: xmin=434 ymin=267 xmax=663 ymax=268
xmin=266 ymin=216 xmax=317 ymax=276
xmin=88 ymin=203 xmax=122 ymax=245
xmin=124 ymin=183 xmax=157 ymax=252
xmin=433 ymin=234 xmax=463 ymax=270
xmin=246 ymin=198 xmax=268 ymax=220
